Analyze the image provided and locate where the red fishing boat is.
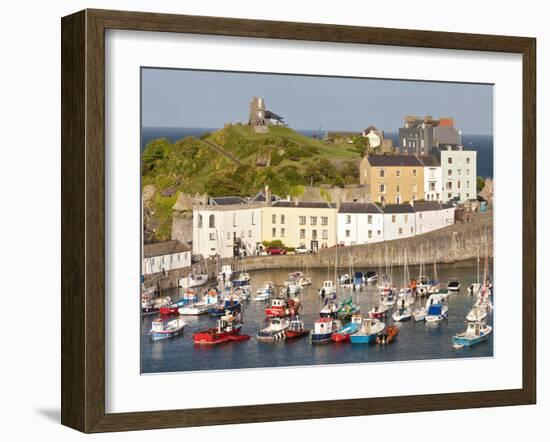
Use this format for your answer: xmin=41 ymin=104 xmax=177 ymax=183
xmin=159 ymin=305 xmax=179 ymax=315
xmin=265 ymin=297 xmax=301 ymax=317
xmin=193 ymin=311 xmax=250 ymax=345
xmin=284 ymin=316 xmax=309 ymax=339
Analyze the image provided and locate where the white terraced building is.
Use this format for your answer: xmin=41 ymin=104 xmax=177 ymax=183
xmin=413 ymin=201 xmax=453 ymax=234
xmin=142 ymin=240 xmax=191 ymax=276
xmin=382 ymin=204 xmax=417 ymax=241
xmin=192 ymin=197 xmax=263 ymax=259
xmin=337 ymin=202 xmax=384 ymax=246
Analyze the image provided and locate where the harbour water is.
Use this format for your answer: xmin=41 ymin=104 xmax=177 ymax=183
xmin=141 ymin=260 xmax=493 ymax=374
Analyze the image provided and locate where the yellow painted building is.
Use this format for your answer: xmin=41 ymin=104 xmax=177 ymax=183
xmin=360 ymin=155 xmax=427 ymax=204
xmin=261 ymin=201 xmax=338 ymax=251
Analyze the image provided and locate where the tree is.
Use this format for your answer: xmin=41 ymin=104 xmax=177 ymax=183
xmin=476 ymin=176 xmax=485 ymax=193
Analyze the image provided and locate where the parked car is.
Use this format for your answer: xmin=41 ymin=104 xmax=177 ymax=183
xmin=295 ymin=246 xmax=311 ymax=255
xmin=267 ymin=247 xmax=287 ymax=255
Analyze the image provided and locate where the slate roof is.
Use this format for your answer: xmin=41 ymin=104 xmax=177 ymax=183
xmin=338 ymin=202 xmax=383 ymax=214
xmin=383 ymin=204 xmax=415 ymax=214
xmin=250 ymin=191 xmax=280 ymax=203
xmin=417 ymin=155 xmax=440 ymax=167
xmin=144 ymin=240 xmax=190 ymax=258
xmin=209 ymin=196 xmax=245 ymax=206
xmin=441 ymin=203 xmax=455 ymax=209
xmin=272 ymin=201 xmax=337 ymax=209
xmin=265 ymin=110 xmax=284 ymax=121
xmin=412 ymin=201 xmax=443 ymax=212
xmin=367 ymin=155 xmax=424 ymax=167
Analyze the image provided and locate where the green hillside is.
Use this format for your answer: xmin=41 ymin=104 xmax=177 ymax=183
xmin=142 ymin=124 xmax=364 ymax=241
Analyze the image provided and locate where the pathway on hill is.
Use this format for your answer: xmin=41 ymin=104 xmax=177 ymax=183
xmin=200 ymin=139 xmax=243 ymax=166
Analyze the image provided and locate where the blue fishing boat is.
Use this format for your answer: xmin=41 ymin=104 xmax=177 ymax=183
xmin=452 ymin=321 xmax=492 ymax=348
xmin=332 ymin=314 xmax=363 ymax=342
xmin=310 ymin=318 xmax=341 ymax=344
xmin=209 ymin=293 xmax=241 ymax=316
xmin=350 ymin=318 xmax=385 ymax=344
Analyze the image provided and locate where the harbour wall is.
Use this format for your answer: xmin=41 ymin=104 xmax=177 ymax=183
xmin=229 ymin=211 xmax=493 ymax=271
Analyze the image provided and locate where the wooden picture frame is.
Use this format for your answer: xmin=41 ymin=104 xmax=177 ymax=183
xmin=61 ymin=8 xmax=536 ymax=433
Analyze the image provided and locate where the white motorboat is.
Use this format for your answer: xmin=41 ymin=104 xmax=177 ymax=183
xmin=178 ymin=289 xmax=219 ymax=315
xmin=179 ymin=273 xmax=209 ymax=289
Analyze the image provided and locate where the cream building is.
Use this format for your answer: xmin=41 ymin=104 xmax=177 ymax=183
xmin=440 ymin=145 xmax=477 ymax=202
xmin=262 ymin=201 xmax=338 ymax=251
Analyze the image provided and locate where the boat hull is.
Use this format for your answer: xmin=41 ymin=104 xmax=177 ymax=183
xmin=193 ymin=325 xmax=248 ymax=345
xmin=350 ymin=334 xmax=378 ymax=344
xmin=209 ymin=302 xmax=241 ymax=316
xmin=452 ymin=334 xmax=489 ymax=347
xmin=310 ymin=332 xmax=333 ymax=344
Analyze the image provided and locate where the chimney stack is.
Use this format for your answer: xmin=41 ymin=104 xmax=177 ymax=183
xmin=264 ymin=185 xmax=271 ymax=207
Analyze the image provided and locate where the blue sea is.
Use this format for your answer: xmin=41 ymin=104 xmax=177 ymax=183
xmin=141 ymin=127 xmax=494 ymax=179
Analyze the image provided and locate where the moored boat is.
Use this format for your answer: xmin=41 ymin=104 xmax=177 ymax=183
xmin=265 ymin=296 xmax=301 ymax=317
xmin=257 ymin=317 xmax=290 ymax=342
xmin=255 ymin=281 xmax=274 ymax=301
xmin=150 ymin=318 xmax=187 ymax=340
xmin=447 ymin=277 xmax=460 ymax=292
xmin=368 ymin=304 xmax=388 ymax=319
xmin=179 ymin=273 xmax=209 ymax=289
xmin=350 ymin=318 xmax=385 ymax=344
xmin=452 ymin=320 xmax=492 ymax=347
xmin=310 ymin=318 xmax=341 ymax=344
xmin=425 ymin=302 xmax=448 ymax=323
xmin=193 ymin=311 xmax=250 ymax=345
xmin=284 ymin=316 xmax=309 ymax=339
xmin=365 ymin=271 xmax=378 ymax=283
xmin=353 ymin=271 xmax=365 ymax=289
xmin=178 ymin=289 xmax=219 ymax=315
xmin=320 ymin=299 xmax=339 ymax=319
xmin=376 ymin=325 xmax=399 ymax=344
xmin=318 ymin=280 xmax=337 ymax=299
xmin=331 ymin=314 xmax=363 ymax=342
xmin=209 ymin=293 xmax=241 ymax=316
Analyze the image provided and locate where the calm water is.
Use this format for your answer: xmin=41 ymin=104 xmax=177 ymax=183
xmin=141 ymin=260 xmax=493 ymax=374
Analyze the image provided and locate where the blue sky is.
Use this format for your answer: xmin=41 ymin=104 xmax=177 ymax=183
xmin=142 ymin=68 xmax=493 ymax=135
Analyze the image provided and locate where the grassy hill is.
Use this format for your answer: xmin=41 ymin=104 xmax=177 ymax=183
xmin=142 ymin=124 xmax=364 ymax=241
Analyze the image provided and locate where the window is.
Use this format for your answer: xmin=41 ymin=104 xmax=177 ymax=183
xmin=412 ymin=169 xmax=417 ymax=177
xmin=392 ymin=215 xmax=396 ymax=223
xmin=272 ymin=214 xmax=276 ymax=224
xmin=367 ymin=215 xmax=372 ymax=224
xmin=448 ymin=157 xmax=453 ymax=164
xmin=251 ymin=212 xmax=255 ymax=225
xmin=345 ymin=230 xmax=350 ymax=238
xmin=457 ymin=180 xmax=461 ymax=189
xmin=198 ymin=214 xmax=203 ymax=228
xmin=396 ymin=196 xmax=401 ymax=204
xmin=419 ymin=213 xmax=423 ymax=219
xmin=280 ymin=214 xmax=285 ymax=224
xmin=346 ymin=215 xmax=351 ymax=224
xmin=448 ymin=169 xmax=452 ymax=176
xmin=312 ymin=230 xmax=318 ymax=240
xmin=448 ymin=193 xmax=452 ymax=199
xmin=379 ymin=184 xmax=386 ymax=193
xmin=310 ymin=216 xmax=317 ymax=226
xmin=368 ymin=230 xmax=373 ymax=238
xmin=396 ymin=184 xmax=400 ymax=192
xmin=379 ymin=196 xmax=386 ymax=203
xmin=281 ymin=228 xmax=285 ymax=238
xmin=458 ymin=169 xmax=462 ymax=176
xmin=412 ymin=195 xmax=416 ymax=201
xmin=209 ymin=233 xmax=215 ymax=241
xmin=300 ymin=229 xmax=306 ymax=239
xmin=240 ymin=231 xmax=244 ymax=238
xmin=379 ymin=169 xmax=386 ymax=178
xmin=299 ymin=216 xmax=306 ymax=225
xmin=321 ymin=217 xmax=328 ymax=226
xmin=466 ymin=169 xmax=470 ymax=176
xmin=396 ymin=169 xmax=401 ymax=177
xmin=410 ymin=227 xmax=414 ymax=233
xmin=429 ymin=182 xmax=436 ymax=191
xmin=398 ymin=227 xmax=403 ymax=235
xmin=466 ymin=157 xmax=471 ymax=164
xmin=446 ymin=182 xmax=452 ymax=190
xmin=227 ymin=232 xmax=231 ymax=240
xmin=402 ymin=138 xmax=406 ymax=146
xmin=322 ymin=230 xmax=328 ymax=240
xmin=209 ymin=214 xmax=215 ymax=228
xmin=377 ymin=230 xmax=381 ymax=236
xmin=272 ymin=228 xmax=276 ymax=237
xmin=467 ymin=180 xmax=470 ymax=188
xmin=466 ymin=193 xmax=470 ymax=198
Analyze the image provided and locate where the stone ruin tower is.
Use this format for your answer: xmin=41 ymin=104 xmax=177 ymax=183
xmin=249 ymin=96 xmax=268 ymax=133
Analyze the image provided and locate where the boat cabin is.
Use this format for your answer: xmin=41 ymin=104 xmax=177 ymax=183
xmin=313 ymin=318 xmax=336 ymax=334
